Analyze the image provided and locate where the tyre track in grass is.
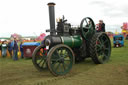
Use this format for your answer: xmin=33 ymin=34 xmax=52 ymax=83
xmin=42 ymin=64 xmax=128 ymax=85
xmin=0 ymin=58 xmax=95 ymax=85
xmin=33 ymin=61 xmax=96 ymax=85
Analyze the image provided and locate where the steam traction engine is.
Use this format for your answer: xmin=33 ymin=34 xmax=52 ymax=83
xmin=32 ymin=2 xmax=111 ymax=76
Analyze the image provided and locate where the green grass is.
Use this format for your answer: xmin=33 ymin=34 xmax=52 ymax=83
xmin=0 ymin=39 xmax=128 ymax=85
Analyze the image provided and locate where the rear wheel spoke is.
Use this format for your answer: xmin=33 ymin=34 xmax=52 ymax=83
xmin=96 ymin=44 xmax=102 ymax=49
xmin=32 ymin=45 xmax=48 ymax=71
xmin=104 ymin=48 xmax=109 ymax=51
xmin=42 ymin=60 xmax=46 ymax=67
xmin=38 ymin=57 xmax=44 ymax=65
xmin=104 ymin=39 xmax=108 ymax=44
xmin=96 ymin=48 xmax=101 ymax=52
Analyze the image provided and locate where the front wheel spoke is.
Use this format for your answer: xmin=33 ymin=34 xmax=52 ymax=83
xmin=64 ymin=55 xmax=68 ymax=58
xmin=62 ymin=49 xmax=68 ymax=57
xmin=55 ymin=63 xmax=61 ymax=71
xmin=56 ymin=50 xmax=61 ymax=58
xmin=63 ymin=52 xmax=68 ymax=57
xmin=64 ymin=60 xmax=71 ymax=66
xmin=63 ymin=53 xmax=69 ymax=58
xmin=64 ymin=59 xmax=70 ymax=61
xmin=51 ymin=61 xmax=57 ymax=67
xmin=62 ymin=63 xmax=66 ymax=71
xmin=52 ymin=54 xmax=60 ymax=59
xmin=51 ymin=59 xmax=59 ymax=63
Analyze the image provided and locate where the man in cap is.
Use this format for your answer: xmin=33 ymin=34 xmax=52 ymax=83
xmin=11 ymin=38 xmax=18 ymax=60
xmin=97 ymin=20 xmax=105 ymax=32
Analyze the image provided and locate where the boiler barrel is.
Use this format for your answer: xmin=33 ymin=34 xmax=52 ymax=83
xmin=60 ymin=35 xmax=83 ymax=48
xmin=45 ymin=35 xmax=83 ymax=48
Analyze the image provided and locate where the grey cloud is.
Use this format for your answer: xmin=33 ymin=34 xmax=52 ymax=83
xmin=90 ymin=0 xmax=128 ymax=18
xmin=106 ymin=25 xmax=122 ymax=32
xmin=121 ymin=6 xmax=128 ymax=17
xmin=90 ymin=1 xmax=110 ymax=7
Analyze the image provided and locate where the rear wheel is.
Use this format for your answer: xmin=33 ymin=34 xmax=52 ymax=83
xmin=90 ymin=32 xmax=111 ymax=64
xmin=47 ymin=44 xmax=75 ymax=76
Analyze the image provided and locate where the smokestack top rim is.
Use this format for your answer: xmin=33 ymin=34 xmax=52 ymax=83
xmin=47 ymin=2 xmax=56 ymax=6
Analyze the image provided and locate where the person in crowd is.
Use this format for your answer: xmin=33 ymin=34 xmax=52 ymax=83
xmin=96 ymin=20 xmax=105 ymax=32
xmin=41 ymin=40 xmax=45 ymax=45
xmin=34 ymin=40 xmax=36 ymax=42
xmin=0 ymin=43 xmax=1 ymax=52
xmin=1 ymin=41 xmax=7 ymax=57
xmin=0 ymin=43 xmax=1 ymax=57
xmin=7 ymin=40 xmax=13 ymax=57
xmin=11 ymin=38 xmax=18 ymax=60
xmin=20 ymin=41 xmax=24 ymax=59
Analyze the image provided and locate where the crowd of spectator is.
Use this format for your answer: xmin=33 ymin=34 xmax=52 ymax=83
xmin=0 ymin=38 xmax=23 ymax=61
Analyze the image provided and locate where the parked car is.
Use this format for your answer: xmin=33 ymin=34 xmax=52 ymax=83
xmin=22 ymin=42 xmax=40 ymax=58
xmin=113 ymin=35 xmax=124 ymax=47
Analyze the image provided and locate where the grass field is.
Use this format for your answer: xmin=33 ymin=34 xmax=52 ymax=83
xmin=0 ymin=40 xmax=128 ymax=85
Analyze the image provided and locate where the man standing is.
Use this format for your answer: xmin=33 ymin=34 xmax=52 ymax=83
xmin=20 ymin=41 xmax=24 ymax=59
xmin=7 ymin=40 xmax=12 ymax=57
xmin=11 ymin=38 xmax=18 ymax=60
xmin=1 ymin=41 xmax=7 ymax=57
xmin=97 ymin=20 xmax=105 ymax=32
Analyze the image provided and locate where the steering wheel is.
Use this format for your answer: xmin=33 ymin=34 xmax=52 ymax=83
xmin=80 ymin=17 xmax=95 ymax=40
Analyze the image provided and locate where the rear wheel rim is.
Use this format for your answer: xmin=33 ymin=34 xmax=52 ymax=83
xmin=96 ymin=34 xmax=111 ymax=63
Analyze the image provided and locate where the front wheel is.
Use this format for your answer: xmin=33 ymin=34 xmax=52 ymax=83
xmin=47 ymin=44 xmax=75 ymax=76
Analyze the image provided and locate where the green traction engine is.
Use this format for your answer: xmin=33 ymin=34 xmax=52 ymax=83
xmin=32 ymin=2 xmax=111 ymax=76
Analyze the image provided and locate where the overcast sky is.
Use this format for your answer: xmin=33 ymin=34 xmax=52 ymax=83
xmin=0 ymin=0 xmax=128 ymax=37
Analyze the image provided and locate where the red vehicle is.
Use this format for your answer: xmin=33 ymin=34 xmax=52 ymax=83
xmin=23 ymin=42 xmax=40 ymax=58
